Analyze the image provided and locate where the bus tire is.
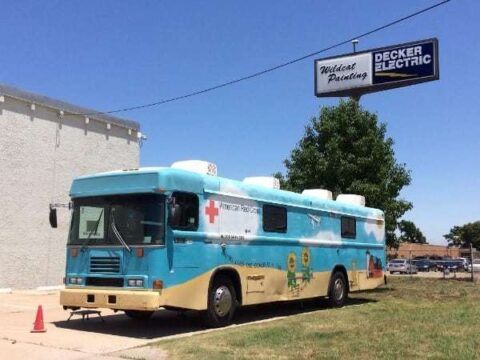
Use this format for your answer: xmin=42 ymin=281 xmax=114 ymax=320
xmin=124 ymin=310 xmax=154 ymax=320
xmin=327 ymin=271 xmax=347 ymax=308
xmin=206 ymin=274 xmax=237 ymax=327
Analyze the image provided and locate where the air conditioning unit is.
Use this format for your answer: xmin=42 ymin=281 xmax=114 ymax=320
xmin=336 ymin=194 xmax=366 ymax=207
xmin=171 ymin=160 xmax=217 ymax=176
xmin=301 ymin=189 xmax=333 ymax=200
xmin=243 ymin=177 xmax=280 ymax=190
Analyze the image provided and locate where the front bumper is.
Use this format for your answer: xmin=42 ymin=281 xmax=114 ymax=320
xmin=60 ymin=288 xmax=162 ymax=311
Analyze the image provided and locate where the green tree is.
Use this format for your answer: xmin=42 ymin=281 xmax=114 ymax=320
xmin=398 ymin=220 xmax=427 ymax=244
xmin=279 ymin=99 xmax=412 ymax=248
xmin=444 ymin=221 xmax=480 ymax=249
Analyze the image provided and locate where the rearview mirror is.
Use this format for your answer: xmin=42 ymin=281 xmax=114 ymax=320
xmin=49 ymin=207 xmax=58 ymax=228
xmin=168 ymin=204 xmax=182 ymax=227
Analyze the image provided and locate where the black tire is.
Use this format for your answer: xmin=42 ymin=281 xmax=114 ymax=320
xmin=327 ymin=271 xmax=348 ymax=307
xmin=124 ymin=310 xmax=154 ymax=320
xmin=205 ymin=274 xmax=237 ymax=327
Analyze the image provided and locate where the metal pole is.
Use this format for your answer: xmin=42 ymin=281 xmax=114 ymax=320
xmin=410 ymin=249 xmax=412 ymax=278
xmin=351 ymin=94 xmax=362 ymax=102
xmin=471 ymin=243 xmax=474 ymax=282
xmin=352 ymin=39 xmax=359 ymax=53
xmin=350 ymin=40 xmax=361 ymax=102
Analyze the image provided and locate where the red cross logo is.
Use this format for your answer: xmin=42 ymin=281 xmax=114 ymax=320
xmin=205 ymin=200 xmax=219 ymax=224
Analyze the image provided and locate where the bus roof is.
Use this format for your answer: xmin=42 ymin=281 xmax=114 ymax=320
xmin=70 ymin=167 xmax=383 ymax=220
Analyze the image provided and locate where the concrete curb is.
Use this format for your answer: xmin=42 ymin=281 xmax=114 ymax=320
xmin=35 ymin=285 xmax=64 ymax=291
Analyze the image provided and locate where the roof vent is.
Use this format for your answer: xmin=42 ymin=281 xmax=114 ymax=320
xmin=243 ymin=177 xmax=280 ymax=190
xmin=302 ymin=189 xmax=333 ymax=200
xmin=171 ymin=160 xmax=217 ymax=176
xmin=336 ymin=194 xmax=366 ymax=207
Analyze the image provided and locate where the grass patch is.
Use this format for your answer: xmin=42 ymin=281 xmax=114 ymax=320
xmin=156 ymin=278 xmax=480 ymax=359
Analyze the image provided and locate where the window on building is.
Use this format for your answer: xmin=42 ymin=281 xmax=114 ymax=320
xmin=341 ymin=216 xmax=356 ymax=239
xmin=263 ymin=205 xmax=287 ymax=233
xmin=169 ymin=192 xmax=199 ymax=230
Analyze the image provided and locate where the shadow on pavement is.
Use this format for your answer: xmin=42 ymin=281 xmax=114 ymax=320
xmin=52 ymin=297 xmax=375 ymax=340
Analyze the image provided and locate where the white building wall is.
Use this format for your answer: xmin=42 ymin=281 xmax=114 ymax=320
xmin=0 ymin=96 xmax=139 ymax=289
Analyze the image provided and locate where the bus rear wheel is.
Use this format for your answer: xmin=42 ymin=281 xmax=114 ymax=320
xmin=124 ymin=310 xmax=154 ymax=320
xmin=206 ymin=275 xmax=237 ymax=327
xmin=327 ymin=271 xmax=347 ymax=307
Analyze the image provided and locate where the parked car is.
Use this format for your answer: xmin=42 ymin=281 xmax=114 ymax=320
xmin=436 ymin=259 xmax=463 ymax=272
xmin=455 ymin=257 xmax=470 ymax=271
xmin=467 ymin=259 xmax=480 ymax=272
xmin=387 ymin=259 xmax=418 ymax=274
xmin=412 ymin=259 xmax=435 ymax=272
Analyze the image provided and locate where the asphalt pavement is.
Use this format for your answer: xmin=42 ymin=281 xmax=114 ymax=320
xmin=0 ymin=290 xmax=170 ymax=359
xmin=0 ymin=289 xmax=324 ymax=359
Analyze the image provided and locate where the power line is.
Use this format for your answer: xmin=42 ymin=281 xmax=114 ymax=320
xmin=72 ymin=0 xmax=451 ymax=117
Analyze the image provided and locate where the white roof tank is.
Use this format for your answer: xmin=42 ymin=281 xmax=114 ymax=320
xmin=302 ymin=189 xmax=333 ymax=200
xmin=336 ymin=194 xmax=366 ymax=207
xmin=171 ymin=160 xmax=218 ymax=176
xmin=243 ymin=177 xmax=280 ymax=190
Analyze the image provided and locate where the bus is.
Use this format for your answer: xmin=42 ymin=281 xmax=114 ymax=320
xmin=56 ymin=160 xmax=386 ymax=327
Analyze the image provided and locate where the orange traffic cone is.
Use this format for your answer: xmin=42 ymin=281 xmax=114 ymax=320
xmin=31 ymin=305 xmax=46 ymax=333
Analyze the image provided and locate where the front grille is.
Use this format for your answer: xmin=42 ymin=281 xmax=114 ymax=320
xmin=90 ymin=257 xmax=121 ymax=273
xmin=86 ymin=277 xmax=124 ymax=287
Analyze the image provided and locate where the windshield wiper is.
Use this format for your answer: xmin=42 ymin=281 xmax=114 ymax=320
xmin=110 ymin=210 xmax=131 ymax=252
xmin=80 ymin=209 xmax=104 ymax=251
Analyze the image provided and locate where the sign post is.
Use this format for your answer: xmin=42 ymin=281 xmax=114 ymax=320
xmin=315 ymin=38 xmax=439 ymax=98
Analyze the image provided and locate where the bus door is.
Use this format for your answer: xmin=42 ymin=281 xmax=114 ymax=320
xmin=167 ymin=191 xmax=201 ymax=270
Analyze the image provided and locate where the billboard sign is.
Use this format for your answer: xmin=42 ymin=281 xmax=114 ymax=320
xmin=315 ymin=38 xmax=439 ymax=97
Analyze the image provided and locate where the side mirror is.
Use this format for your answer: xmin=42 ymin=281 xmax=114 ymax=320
xmin=49 ymin=207 xmax=58 ymax=228
xmin=168 ymin=204 xmax=182 ymax=227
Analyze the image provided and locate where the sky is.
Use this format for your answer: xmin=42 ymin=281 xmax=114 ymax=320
xmin=0 ymin=0 xmax=478 ymax=245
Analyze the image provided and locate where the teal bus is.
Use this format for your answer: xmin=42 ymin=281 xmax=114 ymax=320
xmin=57 ymin=160 xmax=385 ymax=326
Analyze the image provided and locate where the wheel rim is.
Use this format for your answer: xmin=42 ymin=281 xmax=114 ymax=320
xmin=333 ymin=278 xmax=344 ymax=301
xmin=214 ymin=285 xmax=232 ymax=317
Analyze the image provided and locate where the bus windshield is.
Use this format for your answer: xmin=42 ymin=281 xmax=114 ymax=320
xmin=68 ymin=194 xmax=165 ymax=246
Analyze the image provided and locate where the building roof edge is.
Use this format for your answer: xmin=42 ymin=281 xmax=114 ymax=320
xmin=0 ymin=83 xmax=140 ymax=130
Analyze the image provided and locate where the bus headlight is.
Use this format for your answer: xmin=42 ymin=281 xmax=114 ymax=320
xmin=127 ymin=279 xmax=144 ymax=287
xmin=69 ymin=277 xmax=83 ymax=284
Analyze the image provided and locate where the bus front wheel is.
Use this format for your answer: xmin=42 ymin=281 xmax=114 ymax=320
xmin=327 ymin=271 xmax=347 ymax=307
xmin=206 ymin=274 xmax=237 ymax=327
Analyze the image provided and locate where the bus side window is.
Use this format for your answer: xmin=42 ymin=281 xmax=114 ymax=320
xmin=341 ymin=216 xmax=356 ymax=239
xmin=170 ymin=192 xmax=199 ymax=230
xmin=263 ymin=204 xmax=287 ymax=233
